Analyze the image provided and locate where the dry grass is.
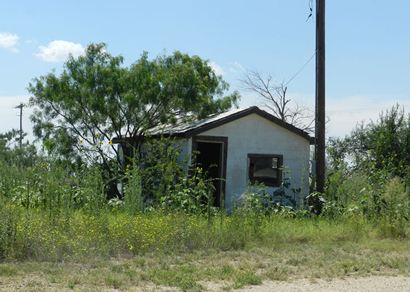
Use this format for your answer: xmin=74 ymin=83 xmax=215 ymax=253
xmin=1 ymin=238 xmax=409 ymax=291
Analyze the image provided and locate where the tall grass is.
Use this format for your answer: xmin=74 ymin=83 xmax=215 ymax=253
xmin=0 ymin=202 xmax=396 ymax=261
xmin=0 ymin=141 xmax=409 ymax=262
xmin=124 ymin=159 xmax=143 ymax=214
xmin=323 ymin=168 xmax=410 ymax=238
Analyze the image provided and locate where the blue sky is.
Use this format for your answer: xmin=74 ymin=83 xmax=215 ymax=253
xmin=1 ymin=0 xmax=409 ymax=138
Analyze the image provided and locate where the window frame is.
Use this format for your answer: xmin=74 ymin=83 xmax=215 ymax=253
xmin=248 ymin=153 xmax=283 ymax=187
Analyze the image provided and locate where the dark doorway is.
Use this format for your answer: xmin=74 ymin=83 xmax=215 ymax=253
xmin=193 ymin=137 xmax=227 ymax=207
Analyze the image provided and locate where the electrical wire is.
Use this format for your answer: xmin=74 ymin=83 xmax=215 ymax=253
xmin=284 ymin=50 xmax=316 ymax=87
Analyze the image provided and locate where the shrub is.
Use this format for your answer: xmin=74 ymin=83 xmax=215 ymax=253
xmin=124 ymin=159 xmax=143 ymax=214
xmin=160 ymin=167 xmax=214 ymax=214
xmin=378 ymin=177 xmax=410 ymax=238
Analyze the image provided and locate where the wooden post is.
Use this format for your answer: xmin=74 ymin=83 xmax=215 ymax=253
xmin=15 ymin=103 xmax=24 ymax=149
xmin=315 ymin=0 xmax=326 ymax=193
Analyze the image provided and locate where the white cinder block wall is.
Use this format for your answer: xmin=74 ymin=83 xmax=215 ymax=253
xmin=199 ymin=113 xmax=310 ymax=210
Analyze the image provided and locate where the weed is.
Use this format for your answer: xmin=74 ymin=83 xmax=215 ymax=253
xmin=148 ymin=265 xmax=202 ymax=290
xmin=232 ymin=271 xmax=262 ymax=289
xmin=104 ymin=274 xmax=124 ymax=289
xmin=67 ymin=276 xmax=80 ymax=289
xmin=264 ymin=265 xmax=289 ymax=281
xmin=0 ymin=265 xmax=18 ymax=276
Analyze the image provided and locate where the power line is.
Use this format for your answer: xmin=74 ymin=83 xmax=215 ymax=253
xmin=283 ymin=0 xmax=316 ymax=87
xmin=306 ymin=0 xmax=314 ymax=22
xmin=284 ymin=51 xmax=316 ymax=87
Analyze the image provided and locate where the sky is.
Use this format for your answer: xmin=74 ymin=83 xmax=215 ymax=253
xmin=1 ymin=0 xmax=409 ymax=140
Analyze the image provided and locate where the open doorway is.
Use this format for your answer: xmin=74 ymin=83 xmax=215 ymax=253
xmin=192 ymin=136 xmax=227 ymax=207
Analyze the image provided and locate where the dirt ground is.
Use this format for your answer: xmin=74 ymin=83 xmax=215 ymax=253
xmin=1 ymin=275 xmax=409 ymax=291
xmin=236 ymin=276 xmax=410 ymax=292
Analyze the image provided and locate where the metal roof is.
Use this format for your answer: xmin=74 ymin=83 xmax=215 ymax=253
xmin=147 ymin=106 xmax=312 ymax=142
xmin=112 ymin=106 xmax=313 ymax=144
xmin=147 ymin=107 xmax=247 ymax=136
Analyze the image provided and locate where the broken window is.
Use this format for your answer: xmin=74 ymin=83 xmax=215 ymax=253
xmin=248 ymin=154 xmax=283 ymax=187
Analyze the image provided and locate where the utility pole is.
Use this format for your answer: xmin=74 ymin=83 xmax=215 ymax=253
xmin=315 ymin=0 xmax=326 ymax=193
xmin=15 ymin=103 xmax=24 ymax=149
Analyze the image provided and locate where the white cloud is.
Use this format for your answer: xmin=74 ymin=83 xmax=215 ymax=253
xmin=268 ymin=93 xmax=410 ymax=137
xmin=209 ymin=61 xmax=224 ymax=76
xmin=239 ymin=92 xmax=410 ymax=138
xmin=229 ymin=61 xmax=246 ymax=75
xmin=36 ymin=40 xmax=84 ymax=63
xmin=327 ymin=96 xmax=410 ymax=138
xmin=281 ymin=94 xmax=410 ymax=137
xmin=0 ymin=32 xmax=19 ymax=52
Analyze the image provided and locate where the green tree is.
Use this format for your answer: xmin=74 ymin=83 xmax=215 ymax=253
xmin=29 ymin=43 xmax=239 ymax=167
xmin=0 ymin=130 xmax=37 ymax=166
xmin=327 ymin=104 xmax=410 ymax=179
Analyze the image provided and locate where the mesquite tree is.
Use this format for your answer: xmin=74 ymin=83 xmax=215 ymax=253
xmin=29 ymin=43 xmax=240 ymax=168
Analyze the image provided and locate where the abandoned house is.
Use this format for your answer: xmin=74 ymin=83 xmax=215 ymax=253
xmin=115 ymin=106 xmax=313 ymax=211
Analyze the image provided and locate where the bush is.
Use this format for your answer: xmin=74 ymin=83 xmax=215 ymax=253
xmin=160 ymin=167 xmax=214 ymax=214
xmin=324 ymin=166 xmax=410 ymax=237
xmin=378 ymin=177 xmax=410 ymax=238
xmin=123 ymin=159 xmax=143 ymax=214
xmin=138 ymin=138 xmax=186 ymax=206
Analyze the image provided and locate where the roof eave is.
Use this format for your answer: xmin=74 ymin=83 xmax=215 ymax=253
xmin=113 ymin=106 xmax=313 ymax=144
xmin=183 ymin=106 xmax=312 ymax=143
